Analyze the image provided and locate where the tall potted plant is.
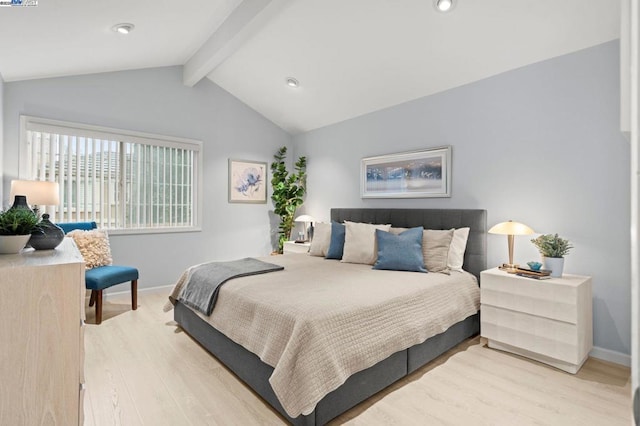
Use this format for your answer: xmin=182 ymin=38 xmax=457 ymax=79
xmin=531 ymin=233 xmax=573 ymax=278
xmin=0 ymin=208 xmax=40 ymax=254
xmin=271 ymin=146 xmax=307 ymax=253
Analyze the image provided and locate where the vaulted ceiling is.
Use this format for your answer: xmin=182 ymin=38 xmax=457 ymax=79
xmin=0 ymin=0 xmax=621 ymax=134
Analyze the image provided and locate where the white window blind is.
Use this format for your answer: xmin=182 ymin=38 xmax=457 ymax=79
xmin=20 ymin=116 xmax=202 ymax=232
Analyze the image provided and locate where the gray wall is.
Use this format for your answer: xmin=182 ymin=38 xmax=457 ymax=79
xmin=293 ymin=41 xmax=630 ymax=356
xmin=3 ymin=66 xmax=292 ymax=288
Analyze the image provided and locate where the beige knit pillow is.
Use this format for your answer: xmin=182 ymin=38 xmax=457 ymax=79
xmin=341 ymin=221 xmax=391 ymax=265
xmin=68 ymin=229 xmax=113 ymax=269
xmin=423 ymin=229 xmax=454 ymax=273
xmin=309 ymin=222 xmax=331 ymax=257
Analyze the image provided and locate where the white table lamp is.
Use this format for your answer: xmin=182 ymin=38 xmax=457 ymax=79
xmin=10 ymin=180 xmax=60 ymax=216
xmin=294 ymin=214 xmax=316 ymax=242
xmin=488 ymin=220 xmax=535 ymax=272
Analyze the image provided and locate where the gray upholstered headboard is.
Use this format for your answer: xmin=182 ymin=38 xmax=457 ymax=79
xmin=330 ymin=208 xmax=487 ymax=280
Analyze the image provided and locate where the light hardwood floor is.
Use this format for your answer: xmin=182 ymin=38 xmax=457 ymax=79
xmin=84 ymin=290 xmax=631 ymax=426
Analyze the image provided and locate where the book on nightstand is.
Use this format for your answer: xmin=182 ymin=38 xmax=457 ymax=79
xmin=514 ymin=267 xmax=552 ymax=280
xmin=515 ymin=272 xmax=552 ymax=280
xmin=515 ymin=267 xmax=551 ymax=275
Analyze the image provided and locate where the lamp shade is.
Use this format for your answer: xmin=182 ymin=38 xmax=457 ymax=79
xmin=488 ymin=221 xmax=534 ymax=236
xmin=294 ymin=215 xmax=316 ymax=223
xmin=10 ymin=180 xmax=60 ymax=206
xmin=488 ymin=220 xmax=535 ymax=271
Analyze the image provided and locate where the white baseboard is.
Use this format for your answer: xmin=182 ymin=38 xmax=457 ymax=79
xmin=590 ymin=346 xmax=631 ymax=367
xmin=96 ymin=283 xmax=174 ymax=300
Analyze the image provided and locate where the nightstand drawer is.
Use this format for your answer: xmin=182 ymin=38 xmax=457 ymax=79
xmin=481 ymin=305 xmax=581 ymax=364
xmin=480 ymin=271 xmax=589 ymax=324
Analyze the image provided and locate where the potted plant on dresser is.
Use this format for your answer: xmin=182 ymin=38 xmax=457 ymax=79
xmin=0 ymin=208 xmax=40 ymax=254
xmin=531 ymin=233 xmax=573 ymax=278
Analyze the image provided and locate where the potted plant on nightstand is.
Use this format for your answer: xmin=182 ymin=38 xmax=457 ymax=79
xmin=0 ymin=208 xmax=40 ymax=254
xmin=531 ymin=233 xmax=573 ymax=278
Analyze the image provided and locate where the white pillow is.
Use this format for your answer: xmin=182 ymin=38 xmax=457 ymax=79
xmin=341 ymin=221 xmax=391 ymax=265
xmin=309 ymin=222 xmax=331 ymax=257
xmin=447 ymin=227 xmax=470 ymax=272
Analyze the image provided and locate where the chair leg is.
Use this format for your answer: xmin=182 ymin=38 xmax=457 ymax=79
xmin=89 ymin=290 xmax=97 ymax=307
xmin=95 ymin=290 xmax=103 ymax=325
xmin=131 ymin=279 xmax=138 ymax=310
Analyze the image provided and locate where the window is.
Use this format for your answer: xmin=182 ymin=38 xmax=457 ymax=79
xmin=20 ymin=116 xmax=202 ymax=233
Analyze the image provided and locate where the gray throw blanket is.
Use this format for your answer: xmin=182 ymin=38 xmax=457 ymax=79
xmin=178 ymin=257 xmax=284 ymax=316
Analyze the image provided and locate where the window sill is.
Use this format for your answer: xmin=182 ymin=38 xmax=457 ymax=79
xmin=106 ymin=226 xmax=202 ymax=236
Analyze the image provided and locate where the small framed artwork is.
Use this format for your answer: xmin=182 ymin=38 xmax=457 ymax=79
xmin=228 ymin=159 xmax=268 ymax=204
xmin=361 ymin=146 xmax=451 ymax=198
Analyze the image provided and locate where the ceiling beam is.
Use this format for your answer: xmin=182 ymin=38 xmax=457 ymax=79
xmin=183 ymin=0 xmax=291 ymax=87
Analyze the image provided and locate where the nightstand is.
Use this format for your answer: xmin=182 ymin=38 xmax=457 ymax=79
xmin=480 ymin=267 xmax=592 ymax=374
xmin=283 ymin=241 xmax=310 ymax=255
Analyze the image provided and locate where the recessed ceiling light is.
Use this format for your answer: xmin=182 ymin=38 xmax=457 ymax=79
xmin=434 ymin=0 xmax=455 ymax=12
xmin=285 ymin=77 xmax=299 ymax=88
xmin=112 ymin=23 xmax=135 ymax=34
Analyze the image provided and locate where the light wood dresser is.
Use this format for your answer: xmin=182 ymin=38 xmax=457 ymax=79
xmin=480 ymin=267 xmax=592 ymax=374
xmin=0 ymin=238 xmax=85 ymax=425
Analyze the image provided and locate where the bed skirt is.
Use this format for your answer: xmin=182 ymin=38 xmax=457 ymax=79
xmin=174 ymin=301 xmax=479 ymax=425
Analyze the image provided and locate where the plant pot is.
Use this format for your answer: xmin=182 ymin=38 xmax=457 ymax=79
xmin=543 ymin=256 xmax=565 ymax=278
xmin=0 ymin=235 xmax=31 ymax=254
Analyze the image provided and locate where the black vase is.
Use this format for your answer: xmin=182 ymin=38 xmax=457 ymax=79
xmin=29 ymin=214 xmax=64 ymax=250
xmin=9 ymin=195 xmax=30 ymax=210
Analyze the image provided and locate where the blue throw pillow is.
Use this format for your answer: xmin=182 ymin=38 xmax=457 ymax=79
xmin=373 ymin=226 xmax=427 ymax=272
xmin=325 ymin=222 xmax=346 ymax=260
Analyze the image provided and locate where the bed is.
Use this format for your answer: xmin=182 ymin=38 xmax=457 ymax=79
xmin=172 ymin=208 xmax=487 ymax=425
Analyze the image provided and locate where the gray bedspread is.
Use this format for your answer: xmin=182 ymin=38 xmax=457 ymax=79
xmin=178 ymin=258 xmax=284 ymax=315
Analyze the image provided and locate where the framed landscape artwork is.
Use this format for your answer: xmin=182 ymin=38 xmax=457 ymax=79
xmin=361 ymin=146 xmax=451 ymax=198
xmin=228 ymin=159 xmax=267 ymax=203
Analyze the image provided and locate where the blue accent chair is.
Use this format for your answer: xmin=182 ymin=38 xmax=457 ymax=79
xmin=58 ymin=221 xmax=138 ymax=324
